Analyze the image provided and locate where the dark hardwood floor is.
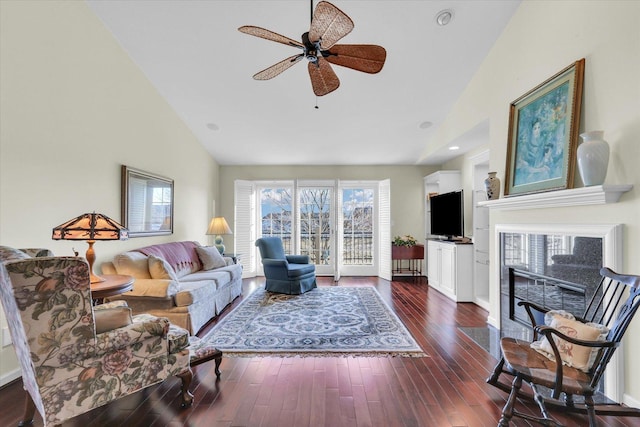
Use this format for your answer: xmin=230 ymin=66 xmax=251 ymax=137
xmin=1 ymin=276 xmax=639 ymax=426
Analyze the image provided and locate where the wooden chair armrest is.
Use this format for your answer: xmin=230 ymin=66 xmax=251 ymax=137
xmin=518 ymin=300 xmax=549 ymax=338
xmin=535 ymin=325 xmax=616 ymax=349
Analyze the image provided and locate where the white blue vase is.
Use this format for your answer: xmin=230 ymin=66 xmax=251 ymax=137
xmin=577 ymin=130 xmax=609 ymax=186
xmin=484 ymin=172 xmax=500 ymax=200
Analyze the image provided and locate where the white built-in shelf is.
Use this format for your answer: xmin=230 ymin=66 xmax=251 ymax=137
xmin=477 ymin=184 xmax=633 ymax=211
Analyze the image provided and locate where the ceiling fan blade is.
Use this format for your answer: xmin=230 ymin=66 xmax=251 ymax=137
xmin=308 ymin=57 xmax=339 ymax=96
xmin=324 ymin=44 xmax=387 ymax=74
xmin=253 ymin=54 xmax=304 ymax=80
xmin=309 ymin=1 xmax=354 ymax=50
xmin=238 ymin=26 xmax=304 ymax=49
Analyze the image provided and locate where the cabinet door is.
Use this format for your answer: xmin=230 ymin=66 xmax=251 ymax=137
xmin=440 ymin=245 xmax=456 ymax=294
xmin=427 ymin=242 xmax=440 ymax=287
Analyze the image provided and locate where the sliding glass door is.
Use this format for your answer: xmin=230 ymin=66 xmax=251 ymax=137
xmin=297 ymin=183 xmax=335 ymax=275
xmin=339 ymin=186 xmax=376 ymax=276
xmin=237 ymin=179 xmax=390 ymax=279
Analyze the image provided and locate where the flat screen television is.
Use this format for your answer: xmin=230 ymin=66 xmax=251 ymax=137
xmin=430 ymin=190 xmax=464 ymax=240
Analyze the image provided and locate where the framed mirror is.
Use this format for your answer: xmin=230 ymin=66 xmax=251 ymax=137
xmin=121 ymin=165 xmax=174 ymax=237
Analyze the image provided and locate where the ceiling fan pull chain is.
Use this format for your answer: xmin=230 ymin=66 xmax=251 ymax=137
xmin=315 ymin=97 xmax=319 ymax=109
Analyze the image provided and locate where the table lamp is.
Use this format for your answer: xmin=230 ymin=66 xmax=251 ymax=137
xmin=52 ymin=212 xmax=129 ymax=283
xmin=206 ymin=216 xmax=232 ymax=254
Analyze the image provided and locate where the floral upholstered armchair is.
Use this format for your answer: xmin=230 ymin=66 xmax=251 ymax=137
xmin=0 ymin=246 xmax=194 ymax=426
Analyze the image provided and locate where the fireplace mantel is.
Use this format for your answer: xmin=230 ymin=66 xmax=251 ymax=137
xmin=478 ymin=184 xmax=632 ymax=211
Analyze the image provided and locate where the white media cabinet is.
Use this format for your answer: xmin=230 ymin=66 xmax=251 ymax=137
xmin=427 ymin=239 xmax=474 ymax=302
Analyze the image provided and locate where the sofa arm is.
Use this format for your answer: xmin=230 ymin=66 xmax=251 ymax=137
xmin=127 ymin=278 xmax=180 ymax=298
xmin=101 ymin=261 xmax=117 ymax=275
xmin=286 ymin=254 xmax=310 ymax=264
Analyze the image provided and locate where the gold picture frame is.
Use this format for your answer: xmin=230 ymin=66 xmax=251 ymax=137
xmin=504 ymin=59 xmax=585 ymax=197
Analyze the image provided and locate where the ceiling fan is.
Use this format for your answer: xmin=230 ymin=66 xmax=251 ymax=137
xmin=238 ymin=1 xmax=386 ymax=96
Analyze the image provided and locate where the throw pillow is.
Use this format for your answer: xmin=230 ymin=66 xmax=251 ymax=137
xmin=148 ymin=254 xmax=180 ymax=282
xmin=531 ymin=312 xmax=608 ymax=372
xmin=94 ymin=306 xmax=133 ymax=334
xmin=196 ymin=246 xmax=227 ymax=270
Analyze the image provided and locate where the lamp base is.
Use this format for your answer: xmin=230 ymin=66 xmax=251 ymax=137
xmin=214 ymin=235 xmax=225 ymax=254
xmin=85 ymin=240 xmax=105 ymax=283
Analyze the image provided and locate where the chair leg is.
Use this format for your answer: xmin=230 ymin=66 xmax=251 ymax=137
xmin=530 ymin=383 xmax=557 ymax=424
xmin=499 ymin=375 xmax=523 ymax=427
xmin=487 ymin=357 xmax=505 ymax=385
xmin=18 ymin=392 xmax=35 ymax=427
xmin=584 ymin=394 xmax=597 ymax=427
xmin=214 ymin=355 xmax=222 ymax=379
xmin=177 ymin=369 xmax=194 ymax=408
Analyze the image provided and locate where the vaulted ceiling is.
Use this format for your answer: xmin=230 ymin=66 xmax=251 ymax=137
xmin=87 ymin=1 xmax=520 ymax=166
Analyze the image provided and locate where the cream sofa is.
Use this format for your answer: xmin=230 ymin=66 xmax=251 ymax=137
xmin=101 ymin=241 xmax=242 ymax=334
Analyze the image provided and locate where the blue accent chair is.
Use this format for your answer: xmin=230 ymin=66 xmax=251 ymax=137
xmin=255 ymin=237 xmax=317 ymax=294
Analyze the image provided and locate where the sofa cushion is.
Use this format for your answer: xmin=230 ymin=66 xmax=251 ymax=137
xmin=215 ymin=263 xmax=243 ymax=281
xmin=287 ymin=263 xmax=316 ymax=278
xmin=180 ymin=269 xmax=233 ymax=286
xmin=148 ymin=254 xmax=180 ymax=282
xmin=136 ymin=241 xmax=202 ymax=279
xmin=196 ymin=246 xmax=227 ymax=270
xmin=174 ymin=280 xmax=217 ymax=307
xmin=113 ymin=251 xmax=152 ymax=279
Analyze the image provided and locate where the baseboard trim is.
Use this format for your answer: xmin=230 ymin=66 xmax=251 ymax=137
xmin=0 ymin=368 xmax=21 ymax=388
xmin=623 ymin=393 xmax=640 ymax=410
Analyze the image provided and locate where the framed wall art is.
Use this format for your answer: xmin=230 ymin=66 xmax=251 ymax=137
xmin=121 ymin=165 xmax=174 ymax=237
xmin=504 ymin=58 xmax=585 ymax=196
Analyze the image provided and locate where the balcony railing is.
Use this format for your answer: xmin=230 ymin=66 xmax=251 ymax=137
xmin=263 ymin=233 xmax=373 ymax=265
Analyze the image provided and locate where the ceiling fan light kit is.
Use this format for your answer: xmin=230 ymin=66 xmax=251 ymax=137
xmin=238 ymin=1 xmax=386 ymax=97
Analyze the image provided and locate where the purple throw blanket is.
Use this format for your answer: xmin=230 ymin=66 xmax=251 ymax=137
xmin=136 ymin=241 xmax=202 ymax=278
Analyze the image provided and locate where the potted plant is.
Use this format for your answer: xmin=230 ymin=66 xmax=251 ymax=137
xmin=392 ymin=235 xmax=423 ymax=260
xmin=393 ymin=235 xmax=417 ymax=247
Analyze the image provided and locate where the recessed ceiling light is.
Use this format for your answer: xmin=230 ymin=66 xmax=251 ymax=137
xmin=206 ymin=122 xmax=219 ymax=131
xmin=435 ymin=9 xmax=454 ymax=26
xmin=419 ymin=121 xmax=433 ymax=129
xmin=449 ymin=146 xmax=460 ymax=151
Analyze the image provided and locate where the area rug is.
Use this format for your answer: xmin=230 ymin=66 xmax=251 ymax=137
xmin=202 ymin=286 xmax=427 ymax=358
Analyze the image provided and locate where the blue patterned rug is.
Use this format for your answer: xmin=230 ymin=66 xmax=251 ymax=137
xmin=203 ymin=286 xmax=427 ymax=357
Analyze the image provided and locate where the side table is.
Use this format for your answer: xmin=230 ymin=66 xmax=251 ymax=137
xmin=223 ymin=253 xmax=242 ymax=264
xmin=91 ymin=274 xmax=134 ymax=304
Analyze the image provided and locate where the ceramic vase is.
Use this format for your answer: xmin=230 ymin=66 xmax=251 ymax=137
xmin=577 ymin=130 xmax=609 ymax=186
xmin=484 ymin=172 xmax=500 ymax=200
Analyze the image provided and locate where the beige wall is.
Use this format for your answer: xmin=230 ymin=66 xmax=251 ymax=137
xmin=218 ymin=165 xmax=437 ymax=254
xmin=0 ymin=1 xmax=219 ymax=385
xmin=435 ymin=1 xmax=640 ymax=405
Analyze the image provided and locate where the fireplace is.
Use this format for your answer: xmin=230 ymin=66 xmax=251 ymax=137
xmin=494 ymin=223 xmax=623 ymax=401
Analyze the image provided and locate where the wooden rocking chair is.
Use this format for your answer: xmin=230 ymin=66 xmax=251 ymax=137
xmin=487 ymin=267 xmax=640 ymax=426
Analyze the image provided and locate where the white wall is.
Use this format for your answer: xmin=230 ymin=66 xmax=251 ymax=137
xmin=433 ymin=1 xmax=640 ymax=404
xmin=0 ymin=1 xmax=219 ymax=385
